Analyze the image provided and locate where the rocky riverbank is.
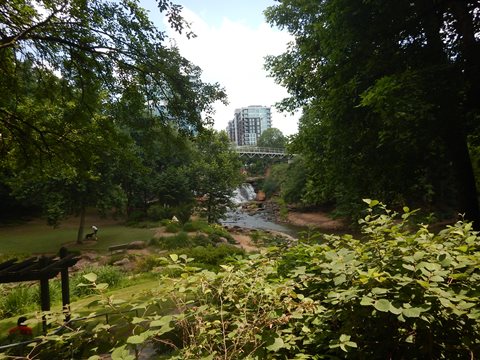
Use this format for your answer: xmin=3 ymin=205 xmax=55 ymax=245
xmin=240 ymin=199 xmax=348 ymax=233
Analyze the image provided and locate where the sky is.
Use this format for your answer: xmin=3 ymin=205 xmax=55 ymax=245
xmin=139 ymin=0 xmax=300 ymax=136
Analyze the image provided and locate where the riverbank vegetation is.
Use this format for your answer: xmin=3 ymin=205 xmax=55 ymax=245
xmin=2 ymin=202 xmax=479 ymax=359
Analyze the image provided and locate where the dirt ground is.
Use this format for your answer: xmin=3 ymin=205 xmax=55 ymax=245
xmin=230 ymin=233 xmax=258 ymax=252
xmin=287 ymin=211 xmax=347 ymax=231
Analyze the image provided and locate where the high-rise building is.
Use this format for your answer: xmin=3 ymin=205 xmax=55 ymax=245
xmin=227 ymin=105 xmax=272 ymax=146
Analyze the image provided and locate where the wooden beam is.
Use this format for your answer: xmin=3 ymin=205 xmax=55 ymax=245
xmin=39 ymin=257 xmax=51 ymax=334
xmin=0 ymin=258 xmax=17 ymax=271
xmin=0 ymin=257 xmax=37 ymax=276
xmin=59 ymin=247 xmax=71 ymax=322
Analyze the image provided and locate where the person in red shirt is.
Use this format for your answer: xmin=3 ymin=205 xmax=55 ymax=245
xmin=8 ymin=317 xmax=33 ymax=338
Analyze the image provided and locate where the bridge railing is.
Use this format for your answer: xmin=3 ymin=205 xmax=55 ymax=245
xmin=231 ymin=146 xmax=294 ymax=158
xmin=233 ymin=146 xmax=286 ymax=154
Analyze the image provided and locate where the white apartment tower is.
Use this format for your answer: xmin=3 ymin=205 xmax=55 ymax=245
xmin=227 ymin=105 xmax=272 ymax=146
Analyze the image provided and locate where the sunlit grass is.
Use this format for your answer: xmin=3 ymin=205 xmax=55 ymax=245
xmin=0 ymin=216 xmax=155 ymax=255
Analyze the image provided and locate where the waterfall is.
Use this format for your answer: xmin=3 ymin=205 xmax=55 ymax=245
xmin=232 ymin=183 xmax=256 ymax=205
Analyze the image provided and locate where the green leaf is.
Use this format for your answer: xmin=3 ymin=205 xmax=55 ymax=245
xmin=131 ymin=317 xmax=145 ymax=324
xmin=388 ymin=304 xmax=403 ymax=315
xmin=371 ymin=287 xmax=388 ymax=295
xmin=127 ymin=334 xmax=146 ymax=344
xmin=88 ymin=356 xmax=101 ymax=360
xmin=95 ymin=283 xmax=108 ymax=290
xmin=402 ymin=264 xmax=415 ymax=271
xmin=374 ymin=299 xmax=391 ymax=312
xmin=111 ymin=346 xmax=135 ymax=360
xmin=83 ymin=273 xmax=98 ymax=283
xmin=150 ymin=315 xmax=173 ymax=328
xmin=220 ymin=265 xmax=234 ymax=272
xmin=413 ymin=251 xmax=425 ymax=261
xmin=334 ymin=274 xmax=346 ymax=285
xmin=360 ymin=296 xmax=374 ymax=306
xmin=169 ymin=254 xmax=179 ymax=262
xmin=402 ymin=307 xmax=422 ymax=318
xmin=266 ymin=336 xmax=285 ymax=352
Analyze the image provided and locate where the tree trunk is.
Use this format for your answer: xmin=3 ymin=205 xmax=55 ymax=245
xmin=445 ymin=126 xmax=480 ymax=226
xmin=447 ymin=0 xmax=480 ymax=226
xmin=77 ymin=203 xmax=86 ymax=244
xmin=417 ymin=0 xmax=480 ymax=227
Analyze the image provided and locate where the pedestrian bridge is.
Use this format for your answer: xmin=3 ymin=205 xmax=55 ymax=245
xmin=233 ymin=146 xmax=292 ymax=159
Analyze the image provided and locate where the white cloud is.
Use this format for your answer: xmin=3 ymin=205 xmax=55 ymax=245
xmin=164 ymin=7 xmax=300 ymax=136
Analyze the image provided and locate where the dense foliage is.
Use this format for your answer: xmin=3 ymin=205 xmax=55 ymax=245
xmin=265 ymin=0 xmax=480 ymax=222
xmin=257 ymin=128 xmax=287 ymax=149
xmin=13 ymin=202 xmax=479 ymax=359
xmin=0 ymin=0 xmax=243 ymax=237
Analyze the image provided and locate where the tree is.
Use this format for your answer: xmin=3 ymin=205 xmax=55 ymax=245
xmin=0 ymin=0 xmax=226 ymax=237
xmin=191 ymin=130 xmax=243 ymax=223
xmin=257 ymin=128 xmax=287 ymax=149
xmin=265 ymin=0 xmax=480 ymax=222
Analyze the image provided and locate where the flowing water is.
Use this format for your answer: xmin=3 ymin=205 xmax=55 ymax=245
xmin=222 ymin=184 xmax=302 ymax=237
xmin=231 ymin=183 xmax=257 ymax=204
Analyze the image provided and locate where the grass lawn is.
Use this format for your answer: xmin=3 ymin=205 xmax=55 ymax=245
xmin=0 ymin=214 xmax=156 ymax=255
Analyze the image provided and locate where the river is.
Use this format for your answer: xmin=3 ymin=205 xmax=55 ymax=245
xmin=221 ymin=209 xmax=302 ymax=237
xmin=221 ymin=183 xmax=303 ymax=237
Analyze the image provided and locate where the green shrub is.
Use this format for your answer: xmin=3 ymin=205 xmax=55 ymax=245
xmin=182 ymin=220 xmax=209 ymax=232
xmin=203 ymin=224 xmax=234 ymax=243
xmin=172 ymin=203 xmax=194 ymax=224
xmin=127 ymin=209 xmax=145 ymax=223
xmin=71 ymin=265 xmax=124 ymax=297
xmin=0 ymin=281 xmax=63 ymax=319
xmin=154 ymin=232 xmax=191 ymax=250
xmin=135 ymin=254 xmax=164 ymax=273
xmin=277 ymin=200 xmax=480 ymax=358
xmin=190 ymin=234 xmax=211 ymax=247
xmin=172 ymin=245 xmax=245 ymax=270
xmin=147 ymin=204 xmax=174 ymax=221
xmin=164 ymin=222 xmax=181 ymax=233
xmin=262 ymin=177 xmax=280 ymax=198
xmin=0 ymin=285 xmax=36 ymax=318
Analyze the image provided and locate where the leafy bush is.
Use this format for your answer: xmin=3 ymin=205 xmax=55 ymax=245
xmin=203 ymin=223 xmax=234 ymax=244
xmin=172 ymin=203 xmax=194 ymax=224
xmin=172 ymin=245 xmax=245 ymax=270
xmin=181 ymin=220 xmax=209 ymax=232
xmin=71 ymin=265 xmax=124 ymax=297
xmin=277 ymin=200 xmax=480 ymax=358
xmin=153 ymin=232 xmax=191 ymax=250
xmin=262 ymin=177 xmax=280 ymax=198
xmin=22 ymin=202 xmax=480 ymax=359
xmin=147 ymin=203 xmax=193 ymax=224
xmin=0 ymin=285 xmax=37 ymax=318
xmin=164 ymin=222 xmax=181 ymax=233
xmin=147 ymin=204 xmax=174 ymax=221
xmin=0 ymin=282 xmax=62 ymax=319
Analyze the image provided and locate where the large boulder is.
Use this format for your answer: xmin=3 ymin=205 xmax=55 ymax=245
xmin=128 ymin=240 xmax=147 ymax=249
xmin=256 ymin=190 xmax=266 ymax=201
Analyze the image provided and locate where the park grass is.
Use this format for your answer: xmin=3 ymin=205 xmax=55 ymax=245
xmin=0 ymin=276 xmax=169 ymax=340
xmin=0 ymin=216 xmax=156 ymax=255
